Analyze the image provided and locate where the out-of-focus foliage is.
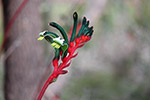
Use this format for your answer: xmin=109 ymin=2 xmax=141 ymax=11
xmin=61 ymin=71 xmax=150 ymax=100
xmin=42 ymin=0 xmax=150 ymax=100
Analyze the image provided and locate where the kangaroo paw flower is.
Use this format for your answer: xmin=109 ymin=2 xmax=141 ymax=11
xmin=37 ymin=12 xmax=94 ymax=100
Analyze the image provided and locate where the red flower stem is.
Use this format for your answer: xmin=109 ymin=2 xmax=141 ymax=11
xmin=59 ymin=44 xmax=79 ymax=70
xmin=33 ymin=63 xmax=52 ymax=100
xmin=37 ymin=43 xmax=80 ymax=100
xmin=37 ymin=73 xmax=55 ymax=100
xmin=37 ymin=80 xmax=49 ymax=100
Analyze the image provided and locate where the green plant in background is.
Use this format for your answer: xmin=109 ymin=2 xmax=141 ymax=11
xmin=61 ymin=71 xmax=150 ymax=100
xmin=37 ymin=12 xmax=93 ymax=100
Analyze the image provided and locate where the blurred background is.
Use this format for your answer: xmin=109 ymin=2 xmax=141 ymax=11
xmin=0 ymin=0 xmax=150 ymax=100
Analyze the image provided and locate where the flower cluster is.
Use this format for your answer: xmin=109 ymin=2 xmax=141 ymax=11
xmin=37 ymin=12 xmax=93 ymax=100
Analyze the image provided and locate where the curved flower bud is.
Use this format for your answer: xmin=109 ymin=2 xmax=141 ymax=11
xmin=38 ymin=31 xmax=68 ymax=50
xmin=70 ymin=12 xmax=78 ymax=42
xmin=76 ymin=17 xmax=87 ymax=38
xmin=49 ymin=22 xmax=69 ymax=44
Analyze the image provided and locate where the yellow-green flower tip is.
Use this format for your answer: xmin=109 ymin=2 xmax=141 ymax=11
xmin=37 ymin=36 xmax=44 ymax=40
xmin=51 ymin=42 xmax=61 ymax=48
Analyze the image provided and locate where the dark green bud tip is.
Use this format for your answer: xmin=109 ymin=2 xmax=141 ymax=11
xmin=82 ymin=17 xmax=87 ymax=25
xmin=89 ymin=30 xmax=94 ymax=37
xmin=90 ymin=26 xmax=93 ymax=31
xmin=86 ymin=21 xmax=89 ymax=27
xmin=73 ymin=12 xmax=78 ymax=20
xmin=49 ymin=22 xmax=55 ymax=27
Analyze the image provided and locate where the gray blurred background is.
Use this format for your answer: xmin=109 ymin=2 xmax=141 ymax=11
xmin=0 ymin=0 xmax=150 ymax=100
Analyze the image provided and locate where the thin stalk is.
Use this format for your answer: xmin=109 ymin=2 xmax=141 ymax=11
xmin=37 ymin=42 xmax=79 ymax=100
xmin=37 ymin=75 xmax=54 ymax=100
